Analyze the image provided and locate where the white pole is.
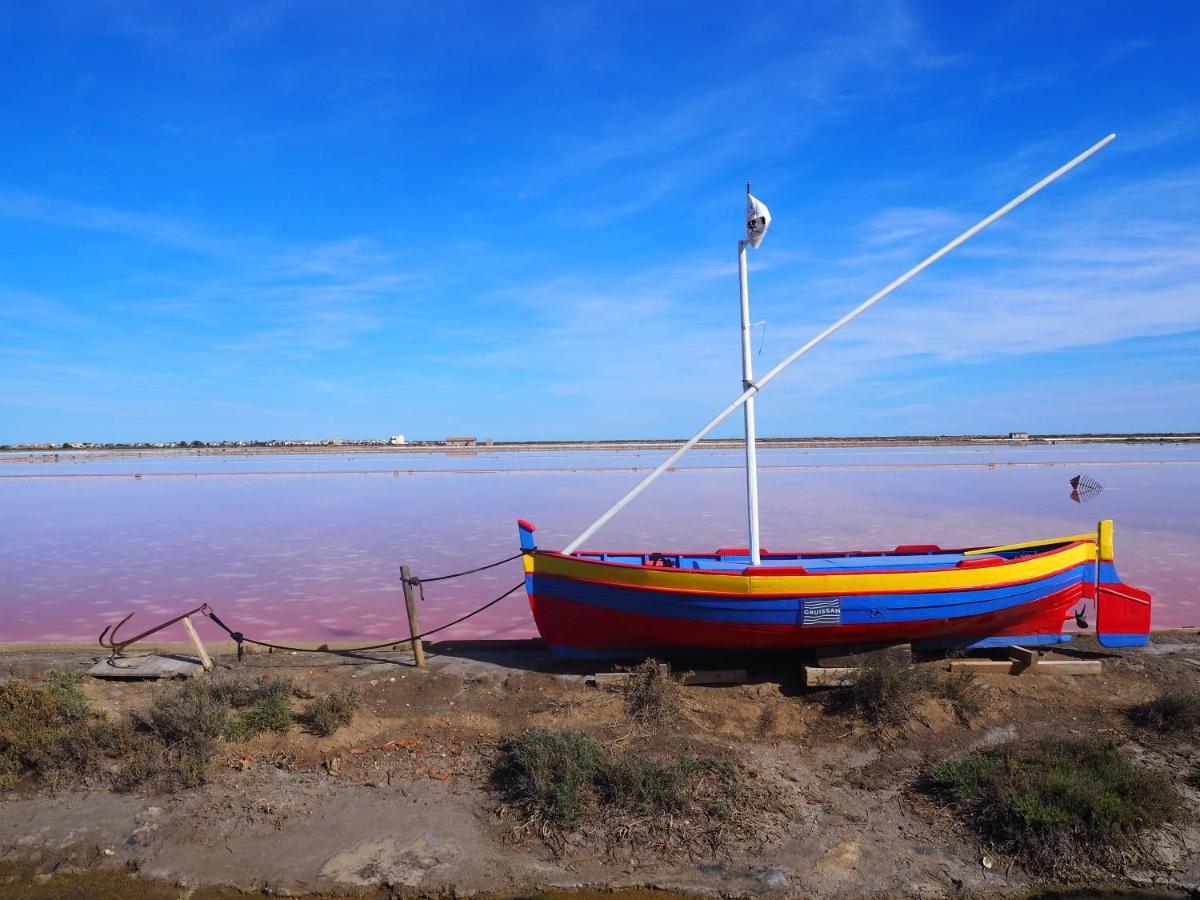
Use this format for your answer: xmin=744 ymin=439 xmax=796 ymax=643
xmin=738 ymin=239 xmax=762 ymax=565
xmin=562 ymin=133 xmax=1116 ymax=555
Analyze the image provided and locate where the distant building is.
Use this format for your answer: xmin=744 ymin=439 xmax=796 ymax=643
xmin=444 ymin=436 xmax=477 ymax=447
xmin=1009 ymin=431 xmax=1030 ymax=441
xmin=389 ymin=434 xmax=406 ymax=445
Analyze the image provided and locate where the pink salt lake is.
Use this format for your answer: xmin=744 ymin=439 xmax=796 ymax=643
xmin=1 ymin=443 xmax=1197 ymax=644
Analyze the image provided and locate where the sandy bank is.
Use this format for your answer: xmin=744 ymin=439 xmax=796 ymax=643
xmin=2 ymin=634 xmax=1199 ymax=898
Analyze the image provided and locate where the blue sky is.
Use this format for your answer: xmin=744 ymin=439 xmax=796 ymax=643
xmin=1 ymin=1 xmax=1198 ymax=443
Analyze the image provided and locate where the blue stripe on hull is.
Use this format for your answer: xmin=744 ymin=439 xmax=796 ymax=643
xmin=528 ymin=565 xmax=1088 ymax=628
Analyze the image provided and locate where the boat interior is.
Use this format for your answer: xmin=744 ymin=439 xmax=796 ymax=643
xmin=571 ymin=538 xmax=1088 ymax=573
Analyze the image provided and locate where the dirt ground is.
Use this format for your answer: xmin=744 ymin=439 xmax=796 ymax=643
xmin=2 ymin=633 xmax=1199 ymax=899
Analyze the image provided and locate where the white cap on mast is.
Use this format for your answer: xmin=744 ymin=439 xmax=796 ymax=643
xmin=746 ymin=186 xmax=771 ymax=249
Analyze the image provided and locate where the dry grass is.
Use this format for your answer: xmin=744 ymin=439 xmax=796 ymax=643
xmin=3 ymin=670 xmax=359 ymax=794
xmin=617 ymin=658 xmax=686 ymax=728
xmin=1127 ymin=688 xmax=1200 ymax=733
xmin=493 ymin=728 xmax=781 ymax=858
xmin=124 ymin=680 xmax=232 ymax=790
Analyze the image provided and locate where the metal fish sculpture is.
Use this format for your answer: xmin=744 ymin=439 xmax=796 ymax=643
xmin=1070 ymin=474 xmax=1104 ymax=504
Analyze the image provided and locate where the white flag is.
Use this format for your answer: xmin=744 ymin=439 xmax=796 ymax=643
xmin=746 ymin=193 xmax=771 ymax=248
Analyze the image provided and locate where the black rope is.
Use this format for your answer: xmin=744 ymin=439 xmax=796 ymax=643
xmin=203 ymin=581 xmax=525 ymax=657
xmin=403 ymin=552 xmax=524 ymax=585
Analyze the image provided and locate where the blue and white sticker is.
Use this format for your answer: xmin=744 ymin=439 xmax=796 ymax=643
xmin=803 ymin=598 xmax=841 ymax=626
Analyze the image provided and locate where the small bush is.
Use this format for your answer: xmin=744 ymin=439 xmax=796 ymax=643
xmin=302 ymin=688 xmax=360 ymax=737
xmin=827 ymin=660 xmax=985 ymax=730
xmin=494 ymin=729 xmax=603 ymax=830
xmin=827 ymin=658 xmax=936 ymax=728
xmin=0 ymin=671 xmax=124 ymax=790
xmin=494 ymin=728 xmax=750 ymax=853
xmin=619 ymin=658 xmax=685 ymax=728
xmin=1127 ymin=689 xmax=1200 ymax=733
xmin=926 ymin=735 xmax=1178 ymax=874
xmin=127 ymin=680 xmax=231 ymax=790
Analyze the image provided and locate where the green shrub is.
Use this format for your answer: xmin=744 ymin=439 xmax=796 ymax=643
xmin=301 ymin=687 xmax=360 ymax=737
xmin=1127 ymin=689 xmax=1200 ymax=733
xmin=927 ymin=736 xmax=1178 ymax=874
xmin=225 ymin=695 xmax=294 ymax=741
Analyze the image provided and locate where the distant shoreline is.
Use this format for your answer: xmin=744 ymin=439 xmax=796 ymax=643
xmin=2 ymin=432 xmax=1199 ymax=462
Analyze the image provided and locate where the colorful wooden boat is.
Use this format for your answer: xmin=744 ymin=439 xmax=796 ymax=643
xmin=517 ymin=519 xmax=1151 ymax=658
xmin=517 ymin=140 xmax=1149 ymax=660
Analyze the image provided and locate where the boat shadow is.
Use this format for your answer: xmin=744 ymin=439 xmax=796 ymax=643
xmin=424 ymin=638 xmax=816 ymax=694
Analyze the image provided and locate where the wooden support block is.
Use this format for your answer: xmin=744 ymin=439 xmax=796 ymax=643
xmin=1007 ymin=645 xmax=1037 ymax=669
xmin=804 ymin=666 xmax=861 ymax=687
xmin=180 ymin=616 xmax=213 ymax=671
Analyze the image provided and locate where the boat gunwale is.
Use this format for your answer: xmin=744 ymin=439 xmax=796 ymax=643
xmin=535 ymin=538 xmax=1096 ymax=580
xmin=528 ymin=556 xmax=1091 ymax=600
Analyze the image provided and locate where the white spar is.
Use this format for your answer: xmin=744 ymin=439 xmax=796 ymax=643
xmin=562 ymin=133 xmax=1117 ymax=555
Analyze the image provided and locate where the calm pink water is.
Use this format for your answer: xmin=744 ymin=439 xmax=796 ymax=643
xmin=2 ymin=444 xmax=1197 ymax=643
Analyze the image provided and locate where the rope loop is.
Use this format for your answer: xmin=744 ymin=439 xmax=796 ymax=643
xmin=402 ymin=552 xmax=523 ymax=585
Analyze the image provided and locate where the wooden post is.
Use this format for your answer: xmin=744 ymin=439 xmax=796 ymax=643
xmin=401 ymin=565 xmax=426 ymax=668
xmin=180 ymin=616 xmax=213 ymax=671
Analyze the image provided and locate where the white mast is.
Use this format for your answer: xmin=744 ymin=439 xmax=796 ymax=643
xmin=562 ymin=133 xmax=1116 ymax=555
xmin=739 ymin=184 xmax=770 ymax=565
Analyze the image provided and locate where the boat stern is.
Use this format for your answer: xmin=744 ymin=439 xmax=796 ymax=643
xmin=1091 ymin=519 xmax=1153 ymax=648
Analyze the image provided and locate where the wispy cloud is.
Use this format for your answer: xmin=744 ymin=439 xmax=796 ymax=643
xmin=0 ymin=189 xmax=239 ymax=257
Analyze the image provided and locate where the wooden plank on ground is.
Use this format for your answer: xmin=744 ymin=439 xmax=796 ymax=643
xmin=949 ymin=659 xmax=1016 ymax=674
xmin=682 ymin=669 xmax=747 ymax=686
xmin=949 ymin=658 xmax=1102 ymax=676
xmin=803 ymin=666 xmax=860 ymax=687
xmin=89 ymin=654 xmax=206 ymax=679
xmin=588 ymin=672 xmax=628 ymax=686
xmin=1036 ymin=659 xmax=1102 ymax=675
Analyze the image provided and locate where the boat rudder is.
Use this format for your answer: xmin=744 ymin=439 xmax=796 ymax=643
xmin=1092 ymin=519 xmax=1152 ymax=648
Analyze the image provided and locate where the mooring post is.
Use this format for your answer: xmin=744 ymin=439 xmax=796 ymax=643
xmin=400 ymin=565 xmax=427 ymax=668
